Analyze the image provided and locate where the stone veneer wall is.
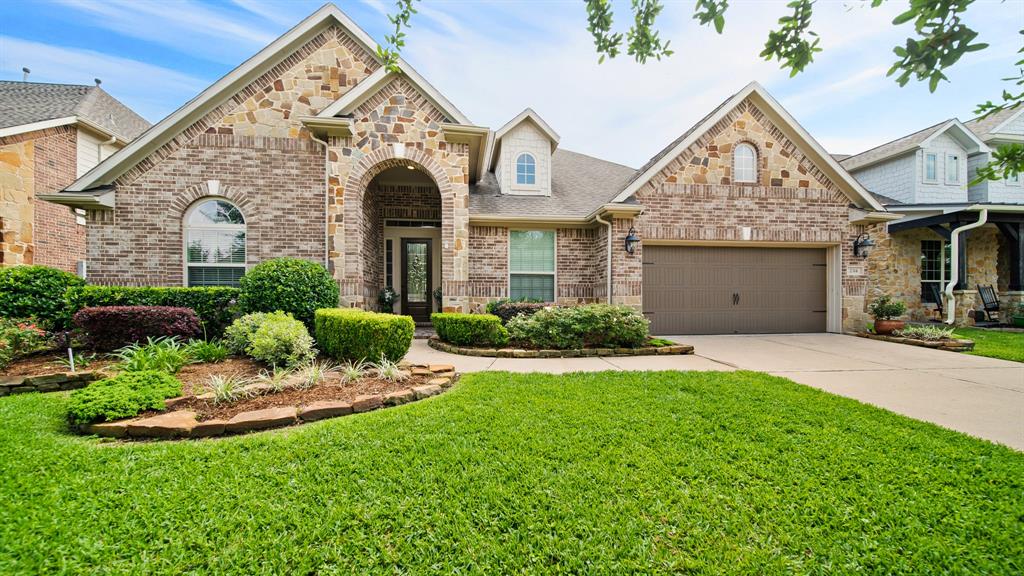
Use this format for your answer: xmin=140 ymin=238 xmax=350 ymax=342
xmin=865 ymin=225 xmax=1001 ymax=324
xmin=0 ymin=125 xmax=84 ymax=271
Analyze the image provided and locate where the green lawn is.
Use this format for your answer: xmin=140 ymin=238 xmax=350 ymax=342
xmin=1 ymin=371 xmax=1021 ymax=574
xmin=954 ymin=327 xmax=1024 ymax=362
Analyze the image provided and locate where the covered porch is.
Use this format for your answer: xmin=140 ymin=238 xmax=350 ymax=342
xmin=883 ymin=205 xmax=1024 ymax=324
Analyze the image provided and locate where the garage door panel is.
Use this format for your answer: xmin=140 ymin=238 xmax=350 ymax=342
xmin=643 ymin=246 xmax=827 ymax=335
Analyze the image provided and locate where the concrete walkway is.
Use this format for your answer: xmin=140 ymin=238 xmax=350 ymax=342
xmin=405 ymin=334 xmax=1024 ymax=450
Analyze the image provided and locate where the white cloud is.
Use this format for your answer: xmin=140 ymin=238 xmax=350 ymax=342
xmin=0 ymin=36 xmax=206 ymax=120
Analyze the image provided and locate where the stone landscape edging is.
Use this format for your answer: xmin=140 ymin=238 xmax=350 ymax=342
xmin=0 ymin=371 xmax=101 ymax=396
xmin=428 ymin=337 xmax=694 ymax=358
xmin=81 ymin=363 xmax=458 ymax=441
xmin=855 ymin=332 xmax=975 ymax=352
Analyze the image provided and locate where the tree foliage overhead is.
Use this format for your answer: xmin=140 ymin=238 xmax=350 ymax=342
xmin=379 ymin=0 xmax=1021 ymax=180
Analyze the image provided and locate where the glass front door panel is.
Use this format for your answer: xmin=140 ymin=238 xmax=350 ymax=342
xmin=406 ymin=242 xmax=428 ymax=303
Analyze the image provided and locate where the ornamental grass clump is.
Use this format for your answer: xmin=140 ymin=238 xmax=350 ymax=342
xmin=113 ymin=336 xmax=193 ymax=374
xmin=185 ymin=340 xmax=229 ymax=363
xmin=204 ymin=374 xmax=252 ymax=405
xmin=338 ymin=360 xmax=370 ymax=385
xmin=258 ymin=366 xmax=294 ymax=392
xmin=895 ymin=325 xmax=956 ymax=341
xmin=297 ymin=360 xmax=338 ymax=390
xmin=373 ymin=356 xmax=408 ymax=383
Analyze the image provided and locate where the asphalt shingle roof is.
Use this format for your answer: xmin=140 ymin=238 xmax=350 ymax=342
xmin=469 ymin=149 xmax=636 ymax=218
xmin=0 ymin=81 xmax=149 ymax=140
xmin=839 ymin=120 xmax=949 ymax=172
xmin=964 ymin=106 xmax=1022 ymax=141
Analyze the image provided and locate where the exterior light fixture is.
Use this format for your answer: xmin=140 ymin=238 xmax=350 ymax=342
xmin=624 ymin=226 xmax=640 ymax=254
xmin=853 ymin=233 xmax=875 ymax=257
xmin=406 ymin=164 xmax=415 ymax=170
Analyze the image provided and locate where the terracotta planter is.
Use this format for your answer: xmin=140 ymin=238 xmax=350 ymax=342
xmin=874 ymin=319 xmax=905 ymax=335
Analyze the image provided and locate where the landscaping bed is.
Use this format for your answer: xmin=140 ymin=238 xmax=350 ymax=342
xmin=856 ymin=332 xmax=975 ymax=352
xmin=83 ymin=362 xmax=457 ymax=440
xmin=428 ymin=336 xmax=693 ymax=357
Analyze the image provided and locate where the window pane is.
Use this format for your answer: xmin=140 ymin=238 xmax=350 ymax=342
xmin=510 ymin=230 xmax=554 ymax=272
xmin=734 ymin=144 xmax=756 ymax=182
xmin=188 ymin=200 xmax=244 ymax=225
xmin=188 ymin=266 xmax=244 ymax=287
xmin=187 ymin=230 xmax=246 ymax=264
xmin=925 ymin=154 xmax=937 ymax=181
xmin=510 ymin=274 xmax=554 ymax=302
xmin=516 ymin=154 xmax=536 ymax=185
xmin=946 ymin=155 xmax=959 ymax=182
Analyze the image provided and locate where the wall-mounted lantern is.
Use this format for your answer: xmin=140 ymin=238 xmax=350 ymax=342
xmin=853 ymin=233 xmax=875 ymax=257
xmin=624 ymin=226 xmax=640 ymax=254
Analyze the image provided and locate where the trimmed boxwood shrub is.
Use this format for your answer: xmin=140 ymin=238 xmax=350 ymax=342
xmin=239 ymin=258 xmax=339 ymax=327
xmin=431 ymin=313 xmax=508 ymax=347
xmin=315 ymin=308 xmax=414 ymax=362
xmin=0 ymin=265 xmax=85 ymax=329
xmin=65 ymin=285 xmax=239 ymax=336
xmin=73 ymin=306 xmax=202 ymax=351
xmin=67 ymin=370 xmax=182 ymax=425
xmin=506 ymin=304 xmax=649 ymax=350
xmin=225 ymin=311 xmax=315 ymax=367
xmin=485 ymin=298 xmax=546 ymax=325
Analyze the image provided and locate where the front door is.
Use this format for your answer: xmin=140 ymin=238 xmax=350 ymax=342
xmin=401 ymin=238 xmax=432 ymax=323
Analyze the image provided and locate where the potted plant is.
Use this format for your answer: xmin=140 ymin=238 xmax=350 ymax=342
xmin=378 ymin=286 xmax=399 ymax=314
xmin=432 ymin=287 xmax=443 ymax=312
xmin=1010 ymin=302 xmax=1024 ymax=328
xmin=868 ymin=295 xmax=907 ymax=335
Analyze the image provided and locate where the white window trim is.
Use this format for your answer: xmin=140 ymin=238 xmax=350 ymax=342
xmin=182 ymin=198 xmax=247 ymax=287
xmin=733 ymin=143 xmax=757 ymax=183
xmin=507 ymin=228 xmax=557 ymax=303
xmin=944 ymin=153 xmax=960 ymax=185
xmin=510 ymin=150 xmax=543 ymax=194
xmin=923 ymin=152 xmax=939 ymax=184
xmin=920 ymin=239 xmax=950 ymax=307
xmin=1006 ymin=172 xmax=1021 ymax=186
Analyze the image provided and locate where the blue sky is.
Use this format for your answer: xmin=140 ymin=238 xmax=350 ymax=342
xmin=1 ymin=0 xmax=1020 ymax=166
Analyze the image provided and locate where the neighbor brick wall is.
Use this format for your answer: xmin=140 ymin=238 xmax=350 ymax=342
xmin=0 ymin=125 xmax=84 ymax=271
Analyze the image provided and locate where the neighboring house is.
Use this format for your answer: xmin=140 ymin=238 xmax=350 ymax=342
xmin=44 ymin=3 xmax=895 ymax=335
xmin=0 ymin=81 xmax=149 ymax=272
xmin=841 ymin=113 xmax=1023 ymax=324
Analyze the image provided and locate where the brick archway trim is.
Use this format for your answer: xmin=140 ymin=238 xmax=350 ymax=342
xmin=172 ymin=180 xmax=258 ymax=225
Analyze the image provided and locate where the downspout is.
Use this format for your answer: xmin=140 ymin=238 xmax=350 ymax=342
xmin=594 ymin=213 xmax=613 ymax=304
xmin=98 ymin=135 xmax=116 ymax=163
xmin=944 ymin=208 xmax=988 ymax=325
xmin=309 ymin=133 xmax=330 ymax=269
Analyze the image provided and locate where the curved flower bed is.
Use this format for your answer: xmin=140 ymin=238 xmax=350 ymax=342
xmin=81 ymin=362 xmax=458 ymax=440
xmin=428 ymin=337 xmax=693 ymax=358
xmin=856 ymin=332 xmax=974 ymax=352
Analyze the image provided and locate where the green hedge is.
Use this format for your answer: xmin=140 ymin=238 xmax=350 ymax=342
xmin=67 ymin=370 xmax=182 ymax=426
xmin=431 ymin=313 xmax=508 ymax=347
xmin=0 ymin=265 xmax=85 ymax=329
xmin=314 ymin=308 xmax=414 ymax=363
xmin=239 ymin=258 xmax=339 ymax=327
xmin=506 ymin=304 xmax=649 ymax=349
xmin=66 ymin=286 xmax=239 ymax=336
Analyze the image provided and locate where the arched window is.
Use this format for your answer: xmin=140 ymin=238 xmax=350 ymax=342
xmin=733 ymin=143 xmax=757 ymax=183
xmin=516 ymin=153 xmax=536 ymax=185
xmin=184 ymin=199 xmax=246 ymax=287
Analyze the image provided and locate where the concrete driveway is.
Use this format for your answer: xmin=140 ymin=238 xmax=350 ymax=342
xmin=406 ymin=334 xmax=1024 ymax=450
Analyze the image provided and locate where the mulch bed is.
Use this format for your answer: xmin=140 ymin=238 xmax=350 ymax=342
xmin=175 ymin=358 xmax=266 ymax=397
xmin=1 ymin=351 xmax=116 ymax=378
xmin=154 ymin=372 xmax=440 ymax=422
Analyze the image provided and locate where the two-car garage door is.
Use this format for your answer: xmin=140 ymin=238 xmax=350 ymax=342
xmin=642 ymin=246 xmax=827 ymax=335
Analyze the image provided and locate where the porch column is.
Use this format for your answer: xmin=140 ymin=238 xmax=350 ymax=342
xmin=955 ymin=229 xmax=969 ymax=291
xmin=997 ymin=222 xmax=1023 ymax=291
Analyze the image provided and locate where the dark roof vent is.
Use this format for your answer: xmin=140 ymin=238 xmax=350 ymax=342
xmin=21 ymin=67 xmax=30 ymax=82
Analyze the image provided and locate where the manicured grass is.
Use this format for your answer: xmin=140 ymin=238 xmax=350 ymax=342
xmin=954 ymin=327 xmax=1024 ymax=362
xmin=1 ymin=371 xmax=1021 ymax=574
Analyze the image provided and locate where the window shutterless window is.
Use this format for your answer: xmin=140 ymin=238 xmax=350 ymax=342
xmin=924 ymin=153 xmax=938 ymax=182
xmin=733 ymin=143 xmax=756 ymax=183
xmin=509 ymin=230 xmax=554 ymax=302
xmin=184 ymin=199 xmax=246 ymax=287
xmin=920 ymin=240 xmax=951 ymax=303
xmin=946 ymin=154 xmax=960 ymax=184
xmin=515 ymin=153 xmax=536 ymax=185
xmin=385 ymin=239 xmax=394 ymax=288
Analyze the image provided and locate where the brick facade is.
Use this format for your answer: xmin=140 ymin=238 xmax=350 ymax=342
xmin=0 ymin=125 xmax=85 ymax=271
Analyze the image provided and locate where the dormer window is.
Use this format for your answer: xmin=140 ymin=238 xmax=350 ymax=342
xmin=924 ymin=153 xmax=938 ymax=183
xmin=733 ymin=143 xmax=756 ymax=183
xmin=945 ymin=153 xmax=960 ymax=184
xmin=516 ymin=153 xmax=536 ymax=185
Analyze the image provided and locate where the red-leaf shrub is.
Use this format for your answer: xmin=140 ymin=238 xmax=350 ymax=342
xmin=73 ymin=306 xmax=202 ymax=351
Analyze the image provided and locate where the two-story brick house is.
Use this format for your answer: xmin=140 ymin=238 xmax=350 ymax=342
xmin=44 ymin=3 xmax=897 ymax=335
xmin=841 ymin=114 xmax=1024 ymax=324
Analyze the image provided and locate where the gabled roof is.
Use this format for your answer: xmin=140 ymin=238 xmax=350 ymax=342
xmin=486 ymin=108 xmax=560 ymax=171
xmin=611 ymin=81 xmax=885 ymax=211
xmin=841 ymin=118 xmax=988 ymax=172
xmin=471 ymin=148 xmax=635 ymax=220
xmin=63 ymin=3 xmax=458 ymax=192
xmin=0 ymin=81 xmax=149 ymax=141
xmin=315 ymin=65 xmax=470 ymax=124
xmin=964 ymin=105 xmax=1024 ymax=142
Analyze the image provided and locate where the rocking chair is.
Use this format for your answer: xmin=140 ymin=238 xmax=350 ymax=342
xmin=976 ymin=285 xmax=1000 ymax=323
